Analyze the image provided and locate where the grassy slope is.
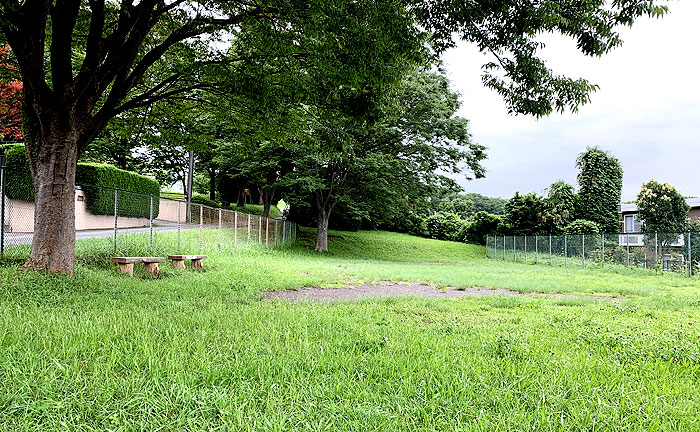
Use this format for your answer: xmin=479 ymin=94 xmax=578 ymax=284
xmin=0 ymin=229 xmax=699 ymax=430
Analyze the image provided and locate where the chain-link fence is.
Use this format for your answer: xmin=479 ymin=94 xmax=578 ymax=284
xmin=486 ymin=232 xmax=699 ymax=276
xmin=0 ymin=181 xmax=297 ymax=261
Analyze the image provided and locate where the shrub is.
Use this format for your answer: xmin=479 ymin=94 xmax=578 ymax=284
xmin=75 ymin=163 xmax=160 ymax=219
xmin=190 ymin=193 xmax=219 ymax=208
xmin=463 ymin=211 xmax=503 ymax=245
xmin=1 ymin=144 xmax=34 ymax=201
xmin=425 ymin=212 xmax=464 ymax=241
xmin=230 ymin=204 xmax=282 ymax=219
xmin=564 ymin=219 xmax=600 ymax=234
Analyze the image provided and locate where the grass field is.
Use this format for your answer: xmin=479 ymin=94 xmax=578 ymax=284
xmin=1 ymin=228 xmax=700 ymax=430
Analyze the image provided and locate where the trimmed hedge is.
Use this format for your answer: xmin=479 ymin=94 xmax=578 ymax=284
xmin=1 ymin=144 xmax=160 ymax=219
xmin=2 ymin=144 xmax=34 ymax=201
xmin=76 ymin=163 xmax=160 ymax=219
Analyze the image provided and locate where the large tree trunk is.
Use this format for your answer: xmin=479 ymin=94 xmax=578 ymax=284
xmin=236 ymin=184 xmax=245 ymax=207
xmin=22 ymin=130 xmax=80 ymax=275
xmin=315 ymin=205 xmax=331 ymax=252
xmin=261 ymin=188 xmax=275 ymax=219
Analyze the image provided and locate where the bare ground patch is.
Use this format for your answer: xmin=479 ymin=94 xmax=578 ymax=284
xmin=264 ymin=282 xmax=624 ymax=302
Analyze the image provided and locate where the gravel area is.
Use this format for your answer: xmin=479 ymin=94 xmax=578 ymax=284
xmin=264 ymin=282 xmax=624 ymax=302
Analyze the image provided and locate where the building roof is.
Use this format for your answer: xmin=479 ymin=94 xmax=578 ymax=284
xmin=619 ymin=198 xmax=700 ymax=214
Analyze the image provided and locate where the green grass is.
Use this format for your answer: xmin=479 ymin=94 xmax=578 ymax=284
xmin=1 ymin=228 xmax=700 ymax=430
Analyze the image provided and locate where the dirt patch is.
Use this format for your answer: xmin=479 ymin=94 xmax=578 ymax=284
xmin=264 ymin=282 xmax=624 ymax=302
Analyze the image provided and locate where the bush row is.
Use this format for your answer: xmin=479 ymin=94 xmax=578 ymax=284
xmin=411 ymin=211 xmax=604 ymax=246
xmin=2 ymin=144 xmax=160 ymax=219
xmin=230 ymin=204 xmax=282 ymax=219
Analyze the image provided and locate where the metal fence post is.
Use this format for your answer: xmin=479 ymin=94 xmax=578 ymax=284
xmin=113 ymin=189 xmax=118 ymax=253
xmin=524 ymin=235 xmax=527 ymax=264
xmin=654 ymin=232 xmax=658 ymax=271
xmin=283 ymin=221 xmax=287 ymax=244
xmin=582 ymin=234 xmax=585 ymax=268
xmin=265 ymin=218 xmax=269 ymax=246
xmin=258 ymin=216 xmax=262 ymax=243
xmin=199 ymin=204 xmax=203 ymax=251
xmin=601 ymin=233 xmax=605 ymax=265
xmin=564 ymin=234 xmax=567 ymax=267
xmin=218 ymin=209 xmax=223 ymax=250
xmin=549 ymin=234 xmax=552 ymax=265
xmin=626 ymin=232 xmax=630 ymax=266
xmin=502 ymin=235 xmax=506 ymax=261
xmin=233 ymin=211 xmax=237 ymax=247
xmin=149 ymin=195 xmax=153 ymax=248
xmin=247 ymin=213 xmax=251 ymax=243
xmin=689 ymin=232 xmax=692 ymax=277
xmin=512 ymin=236 xmax=516 ymax=262
xmin=177 ymin=200 xmax=181 ymax=251
xmin=535 ymin=235 xmax=538 ymax=265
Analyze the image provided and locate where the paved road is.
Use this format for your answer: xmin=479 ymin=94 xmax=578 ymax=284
xmin=3 ymin=221 xmax=207 ymax=247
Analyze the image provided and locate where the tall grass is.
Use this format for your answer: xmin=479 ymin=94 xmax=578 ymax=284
xmin=1 ymin=229 xmax=700 ymax=430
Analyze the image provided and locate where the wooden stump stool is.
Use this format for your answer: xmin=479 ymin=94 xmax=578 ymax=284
xmin=110 ymin=257 xmax=165 ymax=277
xmin=168 ymin=255 xmax=208 ymax=271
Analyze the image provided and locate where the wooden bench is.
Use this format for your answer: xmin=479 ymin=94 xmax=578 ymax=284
xmin=110 ymin=257 xmax=165 ymax=277
xmin=168 ymin=255 xmax=208 ymax=271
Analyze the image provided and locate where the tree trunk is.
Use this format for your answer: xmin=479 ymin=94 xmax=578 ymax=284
xmin=22 ymin=132 xmax=80 ymax=275
xmin=208 ymin=168 xmax=216 ymax=201
xmin=236 ymin=185 xmax=245 ymax=207
xmin=261 ymin=188 xmax=275 ymax=219
xmin=315 ymin=205 xmax=331 ymax=252
xmin=257 ymin=187 xmax=264 ymax=205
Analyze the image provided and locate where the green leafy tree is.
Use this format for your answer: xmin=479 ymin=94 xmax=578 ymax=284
xmin=462 ymin=211 xmax=503 ymax=245
xmin=504 ymin=192 xmax=545 ymax=235
xmin=564 ymin=219 xmax=601 ymax=234
xmin=637 ymin=180 xmax=690 ymax=249
xmin=575 ymin=148 xmax=623 ymax=233
xmin=464 ymin=193 xmax=507 ymax=215
xmin=0 ymin=0 xmax=668 ymax=273
xmin=541 ymin=181 xmax=577 ymax=234
xmin=285 ymin=69 xmax=486 ymax=251
xmin=425 ymin=213 xmax=464 ymax=242
xmin=438 ymin=196 xmax=474 ymax=219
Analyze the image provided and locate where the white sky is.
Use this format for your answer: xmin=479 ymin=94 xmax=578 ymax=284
xmin=442 ymin=1 xmax=700 ymax=201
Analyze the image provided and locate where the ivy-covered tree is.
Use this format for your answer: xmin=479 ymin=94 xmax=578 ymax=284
xmin=575 ymin=147 xmax=623 ymax=233
xmin=637 ymin=180 xmax=690 ymax=243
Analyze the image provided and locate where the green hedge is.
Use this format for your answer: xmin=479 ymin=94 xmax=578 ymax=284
xmin=190 ymin=193 xmax=220 ymax=208
xmin=76 ymin=164 xmax=160 ymax=219
xmin=2 ymin=144 xmax=34 ymax=202
xmin=2 ymin=144 xmax=160 ymax=219
xmin=230 ymin=204 xmax=282 ymax=219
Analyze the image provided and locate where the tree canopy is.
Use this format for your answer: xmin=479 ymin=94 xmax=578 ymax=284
xmin=0 ymin=0 xmax=669 ymax=272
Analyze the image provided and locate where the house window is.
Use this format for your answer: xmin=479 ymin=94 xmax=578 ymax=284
xmin=625 ymin=215 xmax=635 ymax=233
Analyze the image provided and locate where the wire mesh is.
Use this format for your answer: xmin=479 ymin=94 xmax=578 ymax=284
xmin=0 ymin=180 xmax=297 ymax=264
xmin=486 ymin=231 xmax=698 ymax=277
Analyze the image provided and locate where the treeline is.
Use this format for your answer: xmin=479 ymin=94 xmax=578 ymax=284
xmin=420 ymin=148 xmax=625 ymax=245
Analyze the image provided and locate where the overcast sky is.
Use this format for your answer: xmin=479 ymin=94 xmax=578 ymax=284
xmin=442 ymin=2 xmax=700 ymax=201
